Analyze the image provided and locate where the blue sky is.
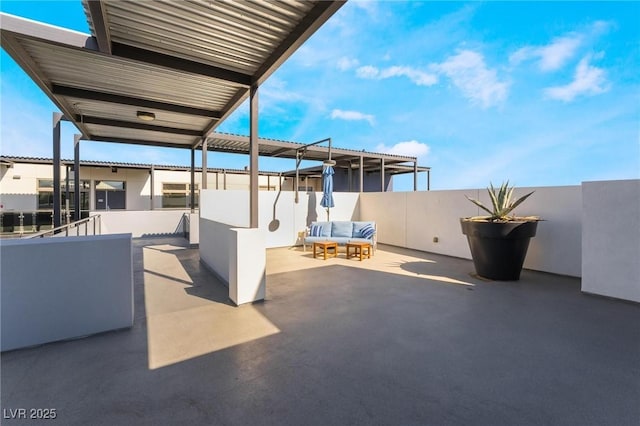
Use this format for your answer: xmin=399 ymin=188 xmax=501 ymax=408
xmin=1 ymin=1 xmax=638 ymax=191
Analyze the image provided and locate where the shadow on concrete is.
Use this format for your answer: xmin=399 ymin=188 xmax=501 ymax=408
xmin=1 ymin=238 xmax=639 ymax=425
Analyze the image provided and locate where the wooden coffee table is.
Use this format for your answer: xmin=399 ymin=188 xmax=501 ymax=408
xmin=346 ymin=242 xmax=372 ymax=261
xmin=313 ymin=241 xmax=338 ymax=260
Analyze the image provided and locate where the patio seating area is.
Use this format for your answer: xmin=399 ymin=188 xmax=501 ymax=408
xmin=2 ymin=236 xmax=638 ymax=425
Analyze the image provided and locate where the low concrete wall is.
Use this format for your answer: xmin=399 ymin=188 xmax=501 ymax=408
xmin=94 ymin=210 xmax=189 ymax=238
xmin=229 ymin=228 xmax=266 ymax=305
xmin=582 ymin=180 xmax=640 ymax=302
xmin=188 ymin=213 xmax=199 ymax=245
xmin=199 ymin=218 xmax=233 ymax=285
xmin=199 ymin=191 xmax=268 ymax=305
xmin=1 ymin=234 xmax=133 ymax=351
xmin=360 ymin=185 xmax=583 ymax=277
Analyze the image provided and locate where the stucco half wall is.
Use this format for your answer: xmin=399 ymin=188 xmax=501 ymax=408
xmin=1 ymin=233 xmax=133 ymax=351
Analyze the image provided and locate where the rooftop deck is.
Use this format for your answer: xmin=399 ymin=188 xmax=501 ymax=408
xmin=2 ymin=237 xmax=638 ymax=425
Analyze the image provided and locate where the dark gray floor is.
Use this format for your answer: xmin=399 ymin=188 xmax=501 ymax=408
xmin=2 ymin=237 xmax=639 ymax=426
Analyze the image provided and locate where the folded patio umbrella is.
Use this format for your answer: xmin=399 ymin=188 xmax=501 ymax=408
xmin=320 ymin=165 xmax=335 ymax=220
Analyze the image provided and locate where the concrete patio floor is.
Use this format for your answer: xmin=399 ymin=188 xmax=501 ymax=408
xmin=2 ymin=236 xmax=639 ymax=425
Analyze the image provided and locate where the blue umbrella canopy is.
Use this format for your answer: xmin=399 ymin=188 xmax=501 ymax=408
xmin=320 ymin=165 xmax=335 ymax=209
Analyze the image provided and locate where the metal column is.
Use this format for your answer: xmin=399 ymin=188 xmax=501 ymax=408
xmin=65 ymin=166 xmax=70 ymax=224
xmin=249 ymin=84 xmax=259 ymax=228
xmin=150 ymin=165 xmax=155 ymax=210
xmin=74 ymin=134 xmax=81 ymax=220
xmin=359 ymin=156 xmax=364 ymax=193
xmin=190 ymin=148 xmax=195 ymax=213
xmin=413 ymin=161 xmax=418 ymax=191
xmin=201 ymin=139 xmax=208 ymax=190
xmin=53 ymin=112 xmax=63 ymax=228
xmin=380 ymin=158 xmax=385 ymax=192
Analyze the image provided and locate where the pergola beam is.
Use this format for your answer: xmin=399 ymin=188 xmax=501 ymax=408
xmin=76 ymin=115 xmax=203 ymax=136
xmin=88 ymin=136 xmax=190 ymax=150
xmin=111 ymin=42 xmax=252 ymax=87
xmin=86 ymin=0 xmax=112 ymax=54
xmin=52 ymin=85 xmax=221 ymax=118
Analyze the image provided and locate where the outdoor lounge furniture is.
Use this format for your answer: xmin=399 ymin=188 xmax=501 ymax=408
xmin=304 ymin=221 xmax=376 ymax=252
xmin=313 ymin=241 xmax=338 ymax=260
xmin=346 ymin=242 xmax=372 ymax=261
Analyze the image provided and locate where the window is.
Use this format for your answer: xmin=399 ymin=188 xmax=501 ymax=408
xmin=38 ymin=179 xmax=90 ymax=211
xmin=162 ymin=183 xmax=199 ymax=208
xmin=95 ymin=180 xmax=126 ymax=210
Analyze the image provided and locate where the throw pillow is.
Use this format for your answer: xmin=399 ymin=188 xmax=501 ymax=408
xmin=360 ymin=224 xmax=375 ymax=239
xmin=309 ymin=224 xmax=324 ymax=237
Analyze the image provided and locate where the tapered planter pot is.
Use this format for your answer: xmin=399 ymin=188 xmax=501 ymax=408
xmin=460 ymin=219 xmax=538 ymax=281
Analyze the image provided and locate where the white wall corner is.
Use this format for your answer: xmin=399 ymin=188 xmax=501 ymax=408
xmin=228 ymin=228 xmax=266 ymax=305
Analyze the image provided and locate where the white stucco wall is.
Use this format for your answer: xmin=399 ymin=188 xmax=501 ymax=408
xmin=198 ymin=189 xmax=361 ymax=304
xmin=360 ymin=186 xmax=583 ymax=277
xmin=96 ymin=209 xmax=189 ymax=237
xmin=229 ymin=228 xmax=266 ymax=305
xmin=582 ymin=180 xmax=640 ymax=302
xmin=199 ymin=191 xmax=266 ymax=305
xmin=1 ymin=233 xmax=134 ymax=351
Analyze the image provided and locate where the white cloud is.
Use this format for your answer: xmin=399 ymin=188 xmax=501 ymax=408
xmin=356 ymin=65 xmax=379 ymax=79
xmin=337 ymin=56 xmax=359 ymax=71
xmin=375 ymin=140 xmax=430 ymax=158
xmin=509 ymin=22 xmax=613 ymax=72
xmin=330 ymin=109 xmax=375 ymax=126
xmin=544 ymin=54 xmax=609 ymax=102
xmin=510 ymin=35 xmax=582 ymax=71
xmin=356 ymin=65 xmax=438 ymax=86
xmin=351 ymin=0 xmax=379 ymax=17
xmin=434 ymin=50 xmax=509 ymax=108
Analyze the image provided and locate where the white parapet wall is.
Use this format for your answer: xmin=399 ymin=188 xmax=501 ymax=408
xmin=198 ymin=189 xmax=360 ymax=305
xmin=199 ymin=191 xmax=265 ymax=305
xmin=229 ymin=228 xmax=266 ymax=305
xmin=359 ymin=185 xmax=583 ymax=277
xmin=582 ymin=180 xmax=640 ymax=302
xmin=95 ymin=209 xmax=190 ymax=238
xmin=1 ymin=233 xmax=134 ymax=351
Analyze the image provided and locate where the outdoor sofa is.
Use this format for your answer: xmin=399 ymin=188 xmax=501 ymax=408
xmin=303 ymin=221 xmax=376 ymax=252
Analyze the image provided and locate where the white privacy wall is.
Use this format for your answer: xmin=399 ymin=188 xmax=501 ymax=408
xmin=198 ymin=189 xmax=360 ymax=305
xmin=360 ymin=186 xmax=583 ymax=277
xmin=96 ymin=210 xmax=189 ymax=237
xmin=1 ymin=234 xmax=134 ymax=351
xmin=199 ymin=190 xmax=360 ymax=248
xmin=582 ymin=180 xmax=640 ymax=302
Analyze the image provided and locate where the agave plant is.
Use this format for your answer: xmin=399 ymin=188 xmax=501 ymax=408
xmin=466 ymin=181 xmax=536 ymax=222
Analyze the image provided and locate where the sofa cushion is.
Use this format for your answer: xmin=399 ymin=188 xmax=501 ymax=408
xmin=352 ymin=221 xmax=375 ymax=238
xmin=331 ymin=221 xmax=353 ymax=238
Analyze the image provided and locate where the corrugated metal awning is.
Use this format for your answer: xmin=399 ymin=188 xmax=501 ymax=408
xmin=0 ymin=0 xmax=345 ymax=148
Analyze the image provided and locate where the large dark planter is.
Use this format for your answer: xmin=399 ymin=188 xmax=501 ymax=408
xmin=460 ymin=219 xmax=538 ymax=281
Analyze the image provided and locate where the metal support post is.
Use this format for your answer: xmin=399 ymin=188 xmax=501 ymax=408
xmin=380 ymin=158 xmax=385 ymax=192
xmin=53 ymin=112 xmax=63 ymax=228
xmin=201 ymin=139 xmax=208 ymax=190
xmin=413 ymin=161 xmax=418 ymax=191
xmin=150 ymin=165 xmax=154 ymax=210
xmin=359 ymin=156 xmax=364 ymax=193
xmin=74 ymin=134 xmax=81 ymax=220
xmin=249 ymin=84 xmax=259 ymax=228
xmin=65 ymin=165 xmax=70 ymax=224
xmin=190 ymin=148 xmax=195 ymax=212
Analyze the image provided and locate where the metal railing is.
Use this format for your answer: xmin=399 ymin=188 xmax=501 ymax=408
xmin=1 ymin=210 xmax=90 ymax=236
xmin=23 ymin=214 xmax=102 ymax=239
